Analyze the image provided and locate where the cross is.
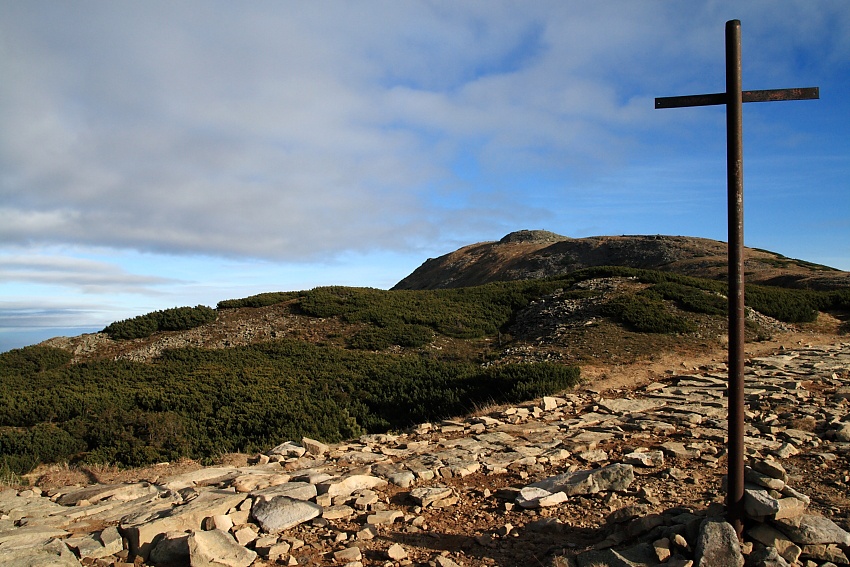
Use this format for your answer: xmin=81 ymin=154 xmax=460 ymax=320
xmin=655 ymin=19 xmax=818 ymax=537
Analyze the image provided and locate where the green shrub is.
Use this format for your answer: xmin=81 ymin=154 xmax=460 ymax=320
xmin=103 ymin=305 xmax=217 ymax=340
xmin=0 ymin=337 xmax=581 ymax=470
xmin=645 ymin=282 xmax=727 ymax=316
xmin=297 ymin=281 xmax=566 ymax=347
xmin=0 ymin=424 xmax=86 ymax=474
xmin=603 ymin=295 xmax=696 ymax=334
xmin=347 ymin=324 xmax=433 ymax=350
xmin=744 ymin=286 xmax=818 ymax=323
xmin=217 ymin=292 xmax=300 ymax=309
xmin=0 ymin=346 xmax=72 ymax=376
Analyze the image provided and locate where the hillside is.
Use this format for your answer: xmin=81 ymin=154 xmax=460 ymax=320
xmin=393 ymin=230 xmax=850 ymax=291
xmin=0 ymin=264 xmax=841 ymax=478
xmin=1 ymin=233 xmax=850 ymax=566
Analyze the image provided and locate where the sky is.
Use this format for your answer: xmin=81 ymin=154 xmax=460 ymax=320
xmin=1 ymin=1 xmax=848 ymax=352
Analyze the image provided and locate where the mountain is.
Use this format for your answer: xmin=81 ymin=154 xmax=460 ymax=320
xmin=393 ymin=230 xmax=850 ymax=291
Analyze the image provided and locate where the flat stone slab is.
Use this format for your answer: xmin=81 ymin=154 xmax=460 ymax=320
xmin=56 ymin=483 xmax=157 ymax=506
xmin=624 ymin=450 xmax=665 ymax=467
xmin=231 ymin=472 xmax=292 ymax=493
xmin=0 ymin=524 xmax=70 ymax=550
xmin=159 ymin=466 xmax=238 ymax=490
xmin=0 ymin=539 xmax=82 ymax=567
xmin=530 ymin=463 xmax=635 ymax=496
xmin=250 ymin=481 xmax=317 ymax=503
xmin=317 ymin=474 xmax=387 ymax=497
xmin=774 ymin=514 xmax=850 ymax=546
xmin=597 ymin=398 xmax=665 ymax=414
xmin=251 ymin=496 xmax=322 ymax=533
xmin=366 ymin=509 xmax=403 ymax=525
xmin=576 ymin=542 xmax=657 ymax=567
xmin=516 ymin=487 xmax=567 ymax=509
xmin=410 ymin=486 xmax=453 ymax=507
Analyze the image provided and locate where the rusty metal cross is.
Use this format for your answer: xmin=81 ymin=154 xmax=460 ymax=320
xmin=655 ymin=19 xmax=818 ymax=536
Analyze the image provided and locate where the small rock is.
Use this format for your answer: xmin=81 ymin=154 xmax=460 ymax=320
xmin=694 ymin=519 xmax=744 ymax=567
xmin=269 ymin=441 xmax=306 ymax=458
xmin=653 ymin=537 xmax=672 ymax=562
xmin=410 ymin=486 xmax=453 ymax=507
xmin=387 ymin=543 xmax=407 ymax=560
xmin=301 ymin=437 xmax=329 ymax=456
xmin=366 ymin=510 xmax=403 ymax=526
xmin=624 ymin=450 xmax=665 ymax=467
xmin=334 ymin=546 xmax=362 ymax=562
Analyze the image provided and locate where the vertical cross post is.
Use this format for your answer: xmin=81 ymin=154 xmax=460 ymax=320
xmin=655 ymin=19 xmax=818 ymax=537
xmin=725 ymin=19 xmax=747 ymax=536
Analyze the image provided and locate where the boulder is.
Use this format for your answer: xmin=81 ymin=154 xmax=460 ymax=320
xmin=694 ymin=518 xmax=744 ymax=567
xmin=188 ymin=529 xmax=257 ymax=567
xmin=251 ymin=496 xmax=322 ymax=533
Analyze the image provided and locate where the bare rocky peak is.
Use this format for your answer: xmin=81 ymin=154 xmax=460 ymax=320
xmin=393 ymin=230 xmax=850 ymax=291
xmin=498 ymin=229 xmax=571 ymax=244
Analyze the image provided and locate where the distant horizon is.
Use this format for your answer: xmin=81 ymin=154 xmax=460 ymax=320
xmin=3 ymin=228 xmax=846 ymax=353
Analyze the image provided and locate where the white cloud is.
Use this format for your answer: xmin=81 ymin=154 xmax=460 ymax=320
xmin=0 ymin=1 xmax=846 ymax=263
xmin=0 ymin=253 xmax=176 ymax=294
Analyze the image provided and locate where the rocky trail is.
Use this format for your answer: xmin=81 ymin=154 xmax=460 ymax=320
xmin=2 ymin=341 xmax=850 ymax=567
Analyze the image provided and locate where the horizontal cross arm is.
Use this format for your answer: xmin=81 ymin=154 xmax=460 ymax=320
xmin=655 ymin=87 xmax=819 ymax=109
xmin=742 ymin=87 xmax=819 ymax=103
xmin=655 ymin=92 xmax=725 ymax=109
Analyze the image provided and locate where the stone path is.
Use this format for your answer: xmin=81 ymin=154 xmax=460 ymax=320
xmin=1 ymin=343 xmax=848 ymax=566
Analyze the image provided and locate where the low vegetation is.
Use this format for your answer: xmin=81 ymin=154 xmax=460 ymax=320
xmin=2 ymin=266 xmax=847 ymax=476
xmin=0 ymin=342 xmax=579 ymax=474
xmin=102 ymin=305 xmax=217 ymax=340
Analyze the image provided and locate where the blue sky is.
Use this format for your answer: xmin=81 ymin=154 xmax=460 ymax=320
xmin=1 ymin=1 xmax=848 ymax=352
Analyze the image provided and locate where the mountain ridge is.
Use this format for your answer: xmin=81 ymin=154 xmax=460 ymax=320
xmin=393 ymin=230 xmax=849 ymax=291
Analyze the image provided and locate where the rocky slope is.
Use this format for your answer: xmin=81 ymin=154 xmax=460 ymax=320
xmin=3 ymin=340 xmax=849 ymax=567
xmin=393 ymin=231 xmax=850 ymax=291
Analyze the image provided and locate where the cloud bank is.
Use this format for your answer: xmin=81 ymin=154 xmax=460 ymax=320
xmin=3 ymin=1 xmax=844 ymax=262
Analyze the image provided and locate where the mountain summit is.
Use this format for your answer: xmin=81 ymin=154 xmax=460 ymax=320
xmin=394 ymin=230 xmax=849 ymax=291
